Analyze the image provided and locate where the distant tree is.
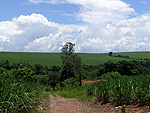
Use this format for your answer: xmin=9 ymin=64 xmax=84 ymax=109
xmin=61 ymin=42 xmax=75 ymax=56
xmin=109 ymin=52 xmax=113 ymax=56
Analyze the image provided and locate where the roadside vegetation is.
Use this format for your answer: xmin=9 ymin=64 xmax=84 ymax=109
xmin=0 ymin=68 xmax=45 ymax=113
xmin=0 ymin=42 xmax=150 ymax=112
xmin=87 ymin=75 xmax=150 ymax=105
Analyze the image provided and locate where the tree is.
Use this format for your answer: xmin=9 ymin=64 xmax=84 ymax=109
xmin=109 ymin=52 xmax=113 ymax=56
xmin=48 ymin=72 xmax=59 ymax=90
xmin=61 ymin=42 xmax=75 ymax=56
xmin=63 ymin=54 xmax=83 ymax=86
xmin=15 ymin=67 xmax=37 ymax=82
xmin=60 ymin=42 xmax=83 ymax=86
xmin=59 ymin=61 xmax=75 ymax=87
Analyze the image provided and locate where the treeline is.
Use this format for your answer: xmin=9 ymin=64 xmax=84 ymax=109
xmin=1 ymin=58 xmax=150 ymax=89
xmin=82 ymin=59 xmax=150 ymax=80
xmin=0 ymin=60 xmax=61 ymax=90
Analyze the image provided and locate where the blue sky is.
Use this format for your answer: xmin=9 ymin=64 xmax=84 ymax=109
xmin=0 ymin=0 xmax=150 ymax=52
xmin=0 ymin=0 xmax=80 ymax=24
xmin=0 ymin=0 xmax=150 ymax=23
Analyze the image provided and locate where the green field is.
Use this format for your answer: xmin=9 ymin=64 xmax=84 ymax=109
xmin=0 ymin=51 xmax=150 ymax=66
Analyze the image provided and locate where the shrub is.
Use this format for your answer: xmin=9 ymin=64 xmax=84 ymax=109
xmin=15 ymin=67 xmax=37 ymax=82
xmin=61 ymin=78 xmax=80 ymax=87
xmin=101 ymin=71 xmax=121 ymax=80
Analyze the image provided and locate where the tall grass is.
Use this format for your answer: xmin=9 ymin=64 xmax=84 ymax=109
xmin=87 ymin=75 xmax=150 ymax=105
xmin=0 ymin=69 xmax=45 ymax=113
xmin=58 ymin=84 xmax=94 ymax=101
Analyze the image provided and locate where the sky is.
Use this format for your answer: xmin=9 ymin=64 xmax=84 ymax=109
xmin=0 ymin=0 xmax=150 ymax=53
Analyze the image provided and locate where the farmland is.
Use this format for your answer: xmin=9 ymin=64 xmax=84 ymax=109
xmin=1 ymin=51 xmax=150 ymax=66
xmin=1 ymin=51 xmax=150 ymax=112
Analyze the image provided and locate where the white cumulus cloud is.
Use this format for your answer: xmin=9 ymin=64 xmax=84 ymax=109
xmin=0 ymin=0 xmax=150 ymax=52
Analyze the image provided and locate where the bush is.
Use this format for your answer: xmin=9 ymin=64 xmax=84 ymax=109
xmin=15 ymin=67 xmax=37 ymax=82
xmin=61 ymin=78 xmax=80 ymax=87
xmin=101 ymin=71 xmax=121 ymax=80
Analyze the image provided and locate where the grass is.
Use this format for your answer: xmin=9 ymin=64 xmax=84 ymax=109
xmin=114 ymin=51 xmax=150 ymax=59
xmin=1 ymin=51 xmax=150 ymax=66
xmin=53 ymin=84 xmax=94 ymax=101
xmin=0 ymin=52 xmax=62 ymax=66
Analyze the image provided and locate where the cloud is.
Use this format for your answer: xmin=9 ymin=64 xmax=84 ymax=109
xmin=0 ymin=13 xmax=61 ymax=51
xmin=0 ymin=13 xmax=86 ymax=52
xmin=1 ymin=13 xmax=150 ymax=53
xmin=28 ymin=0 xmax=135 ymax=24
xmin=0 ymin=0 xmax=150 ymax=52
xmin=66 ymin=0 xmax=135 ymax=24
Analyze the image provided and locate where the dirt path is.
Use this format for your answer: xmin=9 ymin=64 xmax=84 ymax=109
xmin=38 ymin=94 xmax=105 ymax=113
xmin=49 ymin=95 xmax=102 ymax=113
xmin=37 ymin=95 xmax=150 ymax=113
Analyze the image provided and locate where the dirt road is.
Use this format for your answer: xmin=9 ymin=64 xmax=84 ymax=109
xmin=38 ymin=94 xmax=105 ymax=113
xmin=49 ymin=95 xmax=102 ymax=113
xmin=38 ymin=95 xmax=150 ymax=113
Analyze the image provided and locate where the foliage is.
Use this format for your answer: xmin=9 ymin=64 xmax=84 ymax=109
xmin=109 ymin=52 xmax=113 ymax=56
xmin=0 ymin=70 xmax=44 ymax=113
xmin=47 ymin=72 xmax=59 ymax=90
xmin=0 ymin=67 xmax=7 ymax=74
xmin=15 ymin=67 xmax=37 ymax=82
xmin=59 ymin=61 xmax=75 ymax=87
xmin=101 ymin=71 xmax=121 ymax=80
xmin=87 ymin=75 xmax=150 ymax=105
xmin=33 ymin=64 xmax=44 ymax=75
xmin=115 ymin=55 xmax=130 ymax=59
xmin=58 ymin=84 xmax=94 ymax=101
xmin=120 ymin=105 xmax=126 ymax=113
xmin=61 ymin=77 xmax=80 ymax=87
xmin=61 ymin=42 xmax=75 ymax=56
xmin=63 ymin=54 xmax=83 ymax=85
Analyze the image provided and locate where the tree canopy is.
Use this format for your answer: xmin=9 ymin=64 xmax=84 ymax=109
xmin=61 ymin=42 xmax=75 ymax=55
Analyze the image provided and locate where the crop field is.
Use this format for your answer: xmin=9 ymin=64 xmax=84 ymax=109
xmin=0 ymin=51 xmax=150 ymax=66
xmin=87 ymin=74 xmax=150 ymax=105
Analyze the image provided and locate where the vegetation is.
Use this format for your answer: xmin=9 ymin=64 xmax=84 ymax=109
xmin=87 ymin=75 xmax=150 ymax=105
xmin=1 ymin=47 xmax=150 ymax=112
xmin=0 ymin=68 xmax=45 ymax=112
xmin=58 ymin=84 xmax=94 ymax=101
xmin=1 ymin=51 xmax=150 ymax=66
xmin=61 ymin=42 xmax=75 ymax=56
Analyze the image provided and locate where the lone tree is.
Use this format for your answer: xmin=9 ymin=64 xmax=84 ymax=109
xmin=60 ymin=42 xmax=83 ymax=86
xmin=109 ymin=52 xmax=113 ymax=56
xmin=61 ymin=42 xmax=75 ymax=55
